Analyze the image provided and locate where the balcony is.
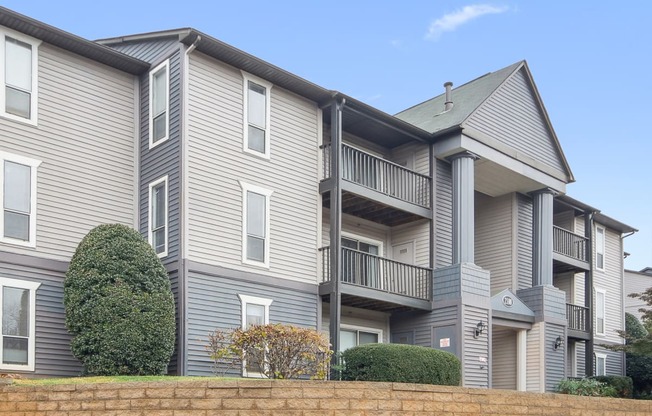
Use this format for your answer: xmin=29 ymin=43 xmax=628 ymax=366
xmin=320 ymin=143 xmax=432 ymax=226
xmin=567 ymin=303 xmax=590 ymax=340
xmin=553 ymin=226 xmax=590 ymax=273
xmin=319 ymin=246 xmax=432 ymax=312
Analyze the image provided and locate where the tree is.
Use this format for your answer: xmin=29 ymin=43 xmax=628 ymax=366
xmin=623 ymin=313 xmax=652 ymax=396
xmin=64 ymin=224 xmax=175 ymax=375
xmin=619 ymin=290 xmax=652 ymax=355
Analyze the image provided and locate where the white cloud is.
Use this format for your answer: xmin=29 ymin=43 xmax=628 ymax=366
xmin=425 ymin=4 xmax=509 ymax=41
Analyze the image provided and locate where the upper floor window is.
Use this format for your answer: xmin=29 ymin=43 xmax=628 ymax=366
xmin=0 ymin=277 xmax=40 ymax=372
xmin=0 ymin=151 xmax=41 ymax=247
xmin=149 ymin=60 xmax=169 ymax=148
xmin=239 ymin=181 xmax=273 ymax=267
xmin=1 ymin=30 xmax=40 ymax=125
xmin=595 ymin=226 xmax=605 ymax=271
xmin=595 ymin=288 xmax=606 ymax=336
xmin=242 ymin=72 xmax=272 ymax=158
xmin=148 ymin=176 xmax=168 ymax=257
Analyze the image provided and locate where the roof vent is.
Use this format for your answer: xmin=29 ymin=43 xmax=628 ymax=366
xmin=444 ymin=82 xmax=453 ymax=111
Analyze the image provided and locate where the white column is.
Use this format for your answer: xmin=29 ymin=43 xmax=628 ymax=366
xmin=532 ymin=188 xmax=556 ymax=286
xmin=450 ymin=152 xmax=477 ymax=264
xmin=517 ymin=329 xmax=527 ymax=391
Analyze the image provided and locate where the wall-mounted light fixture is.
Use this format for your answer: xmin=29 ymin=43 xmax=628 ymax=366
xmin=554 ymin=336 xmax=563 ymax=350
xmin=474 ymin=321 xmax=487 ymax=338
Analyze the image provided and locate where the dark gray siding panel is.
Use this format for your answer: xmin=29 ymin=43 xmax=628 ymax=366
xmin=185 ymin=269 xmax=318 ymax=376
xmin=139 ymin=50 xmax=182 ymax=267
xmin=545 ymin=323 xmax=566 ymax=392
xmin=435 ymin=160 xmax=453 ymax=268
xmin=391 ymin=306 xmax=458 ymax=348
xmin=167 ymin=269 xmax=179 ymax=375
xmin=594 ymin=345 xmax=624 ymax=376
xmin=0 ymin=261 xmax=82 ymax=377
xmin=109 ymin=39 xmax=179 ymax=63
xmin=517 ymin=193 xmax=533 ymax=290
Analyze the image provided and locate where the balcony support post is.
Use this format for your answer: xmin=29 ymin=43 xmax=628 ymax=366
xmin=531 ymin=188 xmax=557 ymax=286
xmin=329 ymin=97 xmax=345 ymax=366
xmin=450 ymin=152 xmax=477 ymax=264
xmin=429 ymin=145 xmax=435 ymax=270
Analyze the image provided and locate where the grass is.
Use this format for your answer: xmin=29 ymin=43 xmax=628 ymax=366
xmin=12 ymin=375 xmax=242 ymax=386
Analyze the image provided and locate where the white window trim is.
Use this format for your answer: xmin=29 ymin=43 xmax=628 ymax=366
xmin=595 ymin=352 xmax=607 ymax=376
xmin=341 ymin=231 xmax=384 ymax=256
xmin=0 ymin=151 xmax=41 ymax=248
xmin=595 ymin=226 xmax=606 ymax=272
xmin=0 ymin=277 xmax=41 ymax=372
xmin=239 ymin=181 xmax=273 ymax=268
xmin=595 ymin=288 xmax=607 ymax=337
xmin=148 ymin=175 xmax=169 ymax=258
xmin=341 ymin=324 xmax=383 ymax=346
xmin=238 ymin=294 xmax=273 ymax=378
xmin=148 ymin=60 xmax=170 ymax=149
xmin=242 ymin=71 xmax=272 ymax=159
xmin=0 ymin=28 xmax=41 ymax=126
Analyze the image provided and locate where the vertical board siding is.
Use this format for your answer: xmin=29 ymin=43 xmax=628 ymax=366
xmin=517 ymin=194 xmax=533 ymax=290
xmin=465 ymin=68 xmax=566 ymax=173
xmin=544 ymin=323 xmax=566 ymax=392
xmin=435 ymin=160 xmax=453 ymax=268
xmin=463 ymin=305 xmax=489 ymax=388
xmin=108 ymin=38 xmax=180 ymax=63
xmin=593 ymin=226 xmax=625 ymax=345
xmin=139 ymin=50 xmax=182 ymax=267
xmin=0 ymin=43 xmax=136 ymax=260
xmin=526 ymin=324 xmax=541 ymax=392
xmin=492 ymin=328 xmax=516 ymax=389
xmin=475 ymin=193 xmax=513 ymax=294
xmin=187 ymin=53 xmax=319 ymax=285
xmin=185 ymin=269 xmax=318 ymax=376
xmin=0 ymin=261 xmax=82 ymax=377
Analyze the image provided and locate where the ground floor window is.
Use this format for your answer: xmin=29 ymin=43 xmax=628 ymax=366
xmin=0 ymin=277 xmax=40 ymax=371
xmin=340 ymin=326 xmax=381 ymax=351
xmin=595 ymin=352 xmax=607 ymax=376
xmin=238 ymin=294 xmax=272 ymax=377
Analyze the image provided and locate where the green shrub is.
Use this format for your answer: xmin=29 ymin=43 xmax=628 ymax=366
xmin=591 ymin=376 xmax=633 ymax=398
xmin=64 ymin=224 xmax=175 ymax=375
xmin=557 ymin=378 xmax=617 ymax=397
xmin=341 ymin=343 xmax=460 ymax=385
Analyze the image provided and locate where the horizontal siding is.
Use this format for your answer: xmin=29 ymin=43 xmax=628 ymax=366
xmin=435 ymin=159 xmax=453 ymax=268
xmin=389 ymin=142 xmax=430 ymax=175
xmin=475 ymin=193 xmax=513 ymax=294
xmin=492 ymin=328 xmax=516 ymax=390
xmin=322 ymin=304 xmax=390 ymax=343
xmin=526 ymin=324 xmax=542 ymax=392
xmin=0 ymin=43 xmax=136 ymax=260
xmin=625 ymin=271 xmax=652 ymax=319
xmin=322 ymin=211 xmax=389 ymax=256
xmin=593 ymin=226 xmax=624 ymax=344
xmin=517 ymin=194 xmax=533 ymax=290
xmin=594 ymin=345 xmax=624 ymax=376
xmin=390 ymin=306 xmax=458 ymax=348
xmin=466 ymin=68 xmax=565 ymax=173
xmin=185 ymin=269 xmax=318 ymax=376
xmin=544 ymin=323 xmax=566 ymax=392
xmin=187 ymin=53 xmax=320 ymax=285
xmin=0 ymin=260 xmax=82 ymax=377
xmin=463 ymin=306 xmax=489 ymax=388
xmin=390 ymin=219 xmax=430 ymax=268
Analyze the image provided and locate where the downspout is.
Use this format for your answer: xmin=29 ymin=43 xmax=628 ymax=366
xmin=178 ymin=34 xmax=201 ymax=376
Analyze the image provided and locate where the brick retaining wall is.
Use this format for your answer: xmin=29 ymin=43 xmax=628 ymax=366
xmin=1 ymin=379 xmax=651 ymax=415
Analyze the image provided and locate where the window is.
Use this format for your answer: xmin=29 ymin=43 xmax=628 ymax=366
xmin=341 ymin=233 xmax=383 ymax=289
xmin=240 ymin=182 xmax=273 ymax=267
xmin=0 ymin=277 xmax=40 ymax=371
xmin=148 ymin=176 xmax=168 ymax=257
xmin=242 ymin=72 xmax=272 ymax=158
xmin=596 ymin=226 xmax=605 ymax=271
xmin=596 ymin=288 xmax=606 ymax=336
xmin=149 ymin=60 xmax=169 ymax=148
xmin=340 ymin=326 xmax=382 ymax=351
xmin=238 ymin=294 xmax=273 ymax=377
xmin=0 ymin=152 xmax=41 ymax=247
xmin=595 ymin=353 xmax=607 ymax=376
xmin=0 ymin=30 xmax=40 ymax=124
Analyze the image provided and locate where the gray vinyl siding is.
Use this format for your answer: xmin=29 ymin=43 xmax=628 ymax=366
xmin=0 ymin=43 xmax=136 ymax=260
xmin=575 ymin=340 xmax=586 ymax=377
xmin=492 ymin=328 xmax=516 ymax=389
xmin=475 ymin=193 xmax=513 ymax=294
xmin=434 ymin=159 xmax=453 ymax=268
xmin=322 ymin=211 xmax=389 ymax=256
xmin=186 ymin=53 xmax=320 ymax=285
xmin=625 ymin=271 xmax=652 ymax=320
xmin=553 ymin=210 xmax=575 ymax=231
xmin=185 ymin=269 xmax=318 ymax=376
xmin=526 ymin=323 xmax=542 ymax=392
xmin=463 ymin=305 xmax=490 ymax=388
xmin=553 ymin=273 xmax=573 ymax=303
xmin=390 ymin=219 xmax=430 ymax=267
xmin=593 ymin=226 xmax=625 ymax=345
xmin=389 ymin=142 xmax=430 ymax=175
xmin=517 ymin=193 xmax=533 ymax=290
xmin=390 ymin=306 xmax=458 ymax=348
xmin=594 ymin=345 xmax=624 ymax=376
xmin=465 ymin=68 xmax=566 ymax=173
xmin=544 ymin=323 xmax=566 ymax=392
xmin=322 ymin=305 xmax=390 ymax=343
xmin=139 ymin=50 xmax=182 ymax=267
xmin=107 ymin=38 xmax=180 ymax=63
xmin=167 ymin=269 xmax=179 ymax=375
xmin=0 ymin=259 xmax=81 ymax=377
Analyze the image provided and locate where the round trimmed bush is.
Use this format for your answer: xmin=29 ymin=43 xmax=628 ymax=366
xmin=64 ymin=224 xmax=175 ymax=375
xmin=341 ymin=343 xmax=460 ymax=385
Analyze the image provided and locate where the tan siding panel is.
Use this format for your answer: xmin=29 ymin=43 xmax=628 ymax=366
xmin=475 ymin=193 xmax=513 ymax=294
xmin=492 ymin=328 xmax=517 ymax=389
xmin=593 ymin=226 xmax=624 ymax=344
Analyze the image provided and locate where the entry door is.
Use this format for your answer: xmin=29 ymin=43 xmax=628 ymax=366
xmin=392 ymin=241 xmax=414 ymax=264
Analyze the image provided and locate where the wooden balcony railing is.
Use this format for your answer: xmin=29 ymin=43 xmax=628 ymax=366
xmin=553 ymin=226 xmax=589 ymax=263
xmin=321 ymin=143 xmax=431 ymax=208
xmin=567 ymin=303 xmax=589 ymax=332
xmin=319 ymin=246 xmax=432 ymax=301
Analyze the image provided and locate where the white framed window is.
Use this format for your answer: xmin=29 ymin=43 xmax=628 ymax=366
xmin=239 ymin=181 xmax=273 ymax=268
xmin=0 ymin=151 xmax=41 ymax=247
xmin=242 ymin=72 xmax=272 ymax=158
xmin=595 ymin=288 xmax=606 ymax=336
xmin=149 ymin=60 xmax=170 ymax=149
xmin=0 ymin=29 xmax=40 ymax=125
xmin=595 ymin=352 xmax=607 ymax=376
xmin=595 ymin=226 xmax=605 ymax=271
xmin=238 ymin=294 xmax=273 ymax=377
xmin=148 ymin=176 xmax=168 ymax=258
xmin=340 ymin=324 xmax=382 ymax=351
xmin=341 ymin=232 xmax=384 ymax=289
xmin=0 ymin=277 xmax=40 ymax=372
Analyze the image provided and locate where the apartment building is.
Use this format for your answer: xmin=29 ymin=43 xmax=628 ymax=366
xmin=0 ymin=7 xmax=636 ymax=391
xmin=625 ymin=267 xmax=652 ymax=321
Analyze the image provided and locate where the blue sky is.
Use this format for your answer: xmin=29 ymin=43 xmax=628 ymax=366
xmin=4 ymin=1 xmax=651 ymax=270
